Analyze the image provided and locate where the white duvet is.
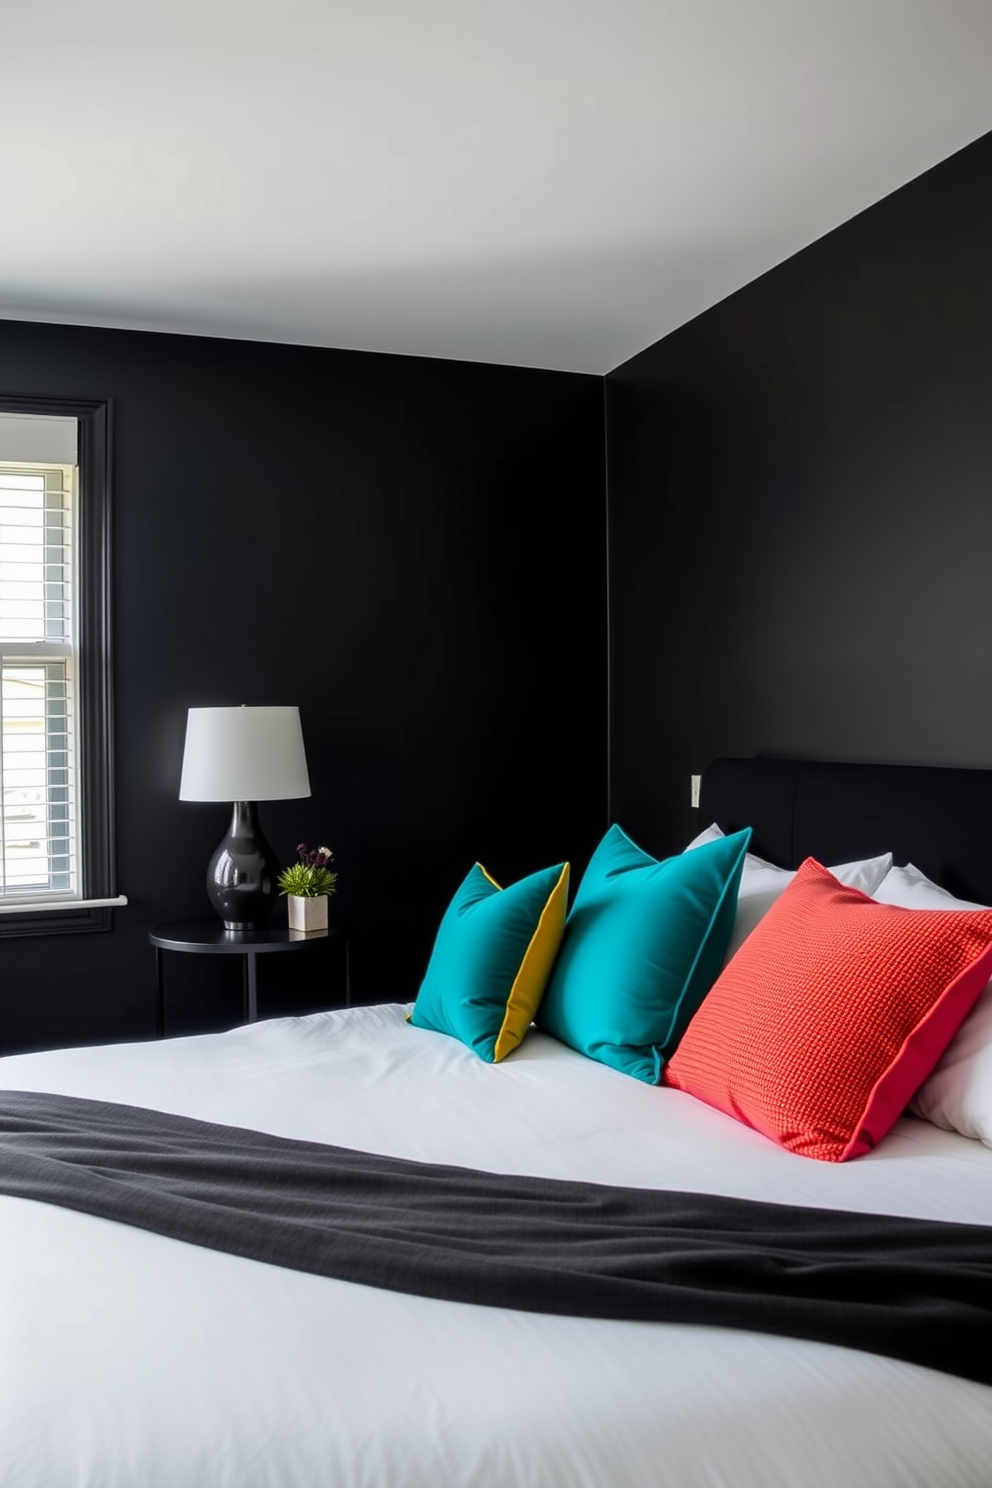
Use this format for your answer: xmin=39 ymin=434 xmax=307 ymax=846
xmin=2 ymin=1002 xmax=992 ymax=1488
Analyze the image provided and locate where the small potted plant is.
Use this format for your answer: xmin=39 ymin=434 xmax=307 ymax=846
xmin=278 ymin=843 xmax=338 ymax=933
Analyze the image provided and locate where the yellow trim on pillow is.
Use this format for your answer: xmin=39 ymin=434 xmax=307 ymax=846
xmin=493 ymin=862 xmax=570 ymax=1062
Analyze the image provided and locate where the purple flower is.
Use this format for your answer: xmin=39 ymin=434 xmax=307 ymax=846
xmin=291 ymin=841 xmax=335 ymax=873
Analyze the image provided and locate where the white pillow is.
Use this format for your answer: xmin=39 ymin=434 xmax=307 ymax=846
xmin=685 ymin=823 xmax=892 ymax=962
xmin=873 ymin=863 xmax=992 ymax=1148
xmin=872 ymin=861 xmax=985 ymax=911
xmin=687 ymin=821 xmax=805 ymax=890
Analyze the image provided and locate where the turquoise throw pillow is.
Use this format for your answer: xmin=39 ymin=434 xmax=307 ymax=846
xmin=410 ymin=859 xmax=570 ymax=1063
xmin=536 ymin=824 xmax=752 ymax=1083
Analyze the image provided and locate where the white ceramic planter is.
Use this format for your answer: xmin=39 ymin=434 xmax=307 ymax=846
xmin=287 ymin=894 xmax=329 ymax=933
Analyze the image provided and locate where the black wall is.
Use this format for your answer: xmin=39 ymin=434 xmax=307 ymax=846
xmin=0 ymin=323 xmax=607 ymax=1052
xmin=606 ymin=129 xmax=992 ymax=858
xmin=6 ymin=125 xmax=991 ymax=1054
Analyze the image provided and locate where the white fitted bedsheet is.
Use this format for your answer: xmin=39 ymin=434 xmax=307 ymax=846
xmin=2 ymin=1002 xmax=992 ymax=1488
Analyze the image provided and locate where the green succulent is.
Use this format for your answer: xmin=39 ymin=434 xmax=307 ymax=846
xmin=277 ymin=844 xmax=338 ymax=898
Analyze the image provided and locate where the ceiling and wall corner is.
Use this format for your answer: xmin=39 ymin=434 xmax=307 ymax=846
xmin=2 ymin=1 xmax=991 ymax=375
xmin=2 ymin=3 xmax=991 ymax=1055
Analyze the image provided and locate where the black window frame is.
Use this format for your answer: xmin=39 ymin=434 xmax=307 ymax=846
xmin=0 ymin=392 xmax=116 ymax=937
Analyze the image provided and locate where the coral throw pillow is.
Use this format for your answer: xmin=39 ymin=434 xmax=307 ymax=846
xmin=664 ymin=858 xmax=992 ymax=1161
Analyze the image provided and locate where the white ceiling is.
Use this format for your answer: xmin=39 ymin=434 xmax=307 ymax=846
xmin=2 ymin=1 xmax=991 ymax=375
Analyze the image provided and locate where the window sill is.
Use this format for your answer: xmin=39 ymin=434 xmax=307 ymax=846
xmin=0 ymin=895 xmax=127 ymax=938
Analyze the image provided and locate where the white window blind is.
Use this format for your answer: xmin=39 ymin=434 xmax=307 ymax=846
xmin=0 ymin=462 xmax=78 ymax=901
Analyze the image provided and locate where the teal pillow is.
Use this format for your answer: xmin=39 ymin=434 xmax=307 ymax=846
xmin=536 ymin=824 xmax=751 ymax=1083
xmin=410 ymin=859 xmax=570 ymax=1063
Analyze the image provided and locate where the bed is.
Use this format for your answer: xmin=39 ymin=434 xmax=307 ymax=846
xmin=3 ymin=756 xmax=992 ymax=1488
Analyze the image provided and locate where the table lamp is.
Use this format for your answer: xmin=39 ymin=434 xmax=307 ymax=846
xmin=179 ymin=705 xmax=311 ymax=930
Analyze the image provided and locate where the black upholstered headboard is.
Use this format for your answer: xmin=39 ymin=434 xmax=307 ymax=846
xmin=699 ymin=758 xmax=992 ymax=907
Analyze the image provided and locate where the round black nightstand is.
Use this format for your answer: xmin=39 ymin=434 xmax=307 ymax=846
xmin=149 ymin=918 xmax=342 ymax=1037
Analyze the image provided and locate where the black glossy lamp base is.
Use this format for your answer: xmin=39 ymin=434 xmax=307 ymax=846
xmin=206 ymin=801 xmax=279 ymax=930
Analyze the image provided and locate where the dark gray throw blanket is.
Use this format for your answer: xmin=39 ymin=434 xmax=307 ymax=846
xmin=2 ymin=1089 xmax=992 ymax=1387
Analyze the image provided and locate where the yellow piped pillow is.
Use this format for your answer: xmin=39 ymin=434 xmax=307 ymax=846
xmin=409 ymin=859 xmax=570 ymax=1061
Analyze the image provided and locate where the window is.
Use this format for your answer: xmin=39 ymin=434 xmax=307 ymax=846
xmin=0 ymin=396 xmax=120 ymax=935
xmin=1 ymin=462 xmax=75 ymax=895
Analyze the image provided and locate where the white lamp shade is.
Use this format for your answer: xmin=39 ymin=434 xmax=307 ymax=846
xmin=179 ymin=706 xmax=311 ymax=802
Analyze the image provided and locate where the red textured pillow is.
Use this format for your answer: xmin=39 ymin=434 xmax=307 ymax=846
xmin=664 ymin=858 xmax=992 ymax=1161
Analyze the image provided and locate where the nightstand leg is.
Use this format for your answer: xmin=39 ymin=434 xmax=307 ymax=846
xmin=246 ymin=953 xmax=258 ymax=1024
xmin=155 ymin=947 xmax=165 ymax=1038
